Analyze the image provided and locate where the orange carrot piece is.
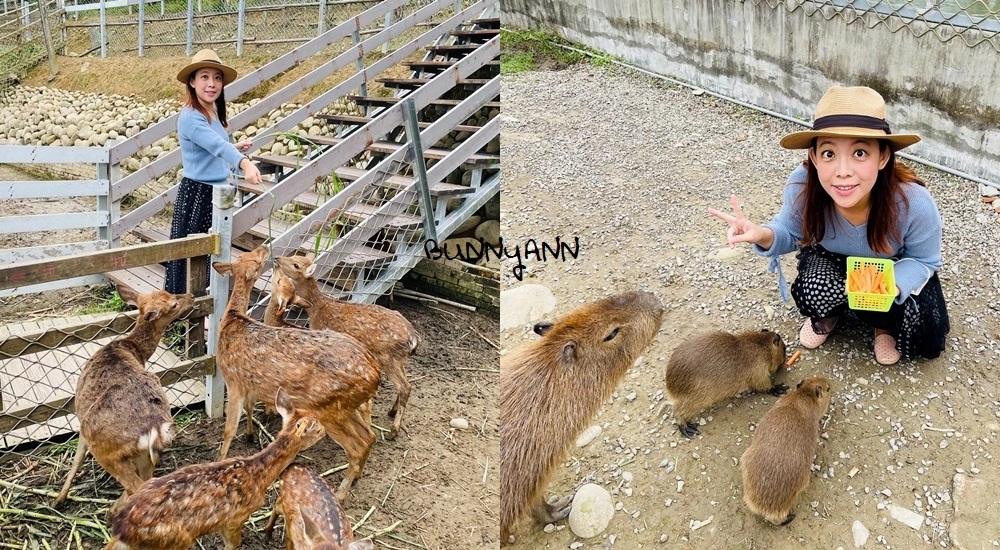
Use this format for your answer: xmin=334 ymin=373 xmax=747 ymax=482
xmin=785 ymin=349 xmax=802 ymax=368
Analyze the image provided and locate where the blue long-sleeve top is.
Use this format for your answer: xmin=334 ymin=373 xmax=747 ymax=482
xmin=177 ymin=106 xmax=244 ymax=186
xmin=754 ymin=164 xmax=943 ymax=304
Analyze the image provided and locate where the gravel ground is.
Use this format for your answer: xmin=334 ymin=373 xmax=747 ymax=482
xmin=500 ymin=64 xmax=1000 ymax=549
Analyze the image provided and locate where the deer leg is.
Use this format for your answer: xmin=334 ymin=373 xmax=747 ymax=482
xmin=244 ymin=397 xmax=257 ymax=445
xmin=384 ymin=359 xmax=411 ymax=440
xmin=263 ymin=501 xmax=283 ymax=540
xmin=218 ymin=391 xmax=246 ymax=460
xmin=55 ymin=436 xmax=89 ymax=507
xmin=220 ymin=522 xmax=243 ymax=550
xmin=324 ymin=409 xmax=375 ymax=503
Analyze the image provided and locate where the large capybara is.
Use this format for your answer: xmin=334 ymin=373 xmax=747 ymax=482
xmin=500 ymin=290 xmax=665 ymax=545
xmin=741 ymin=376 xmax=833 ymax=526
xmin=664 ymin=329 xmax=788 ymax=438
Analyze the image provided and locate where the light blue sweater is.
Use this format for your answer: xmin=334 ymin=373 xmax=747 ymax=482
xmin=177 ymin=106 xmax=245 ymax=186
xmin=754 ymin=164 xmax=942 ymax=304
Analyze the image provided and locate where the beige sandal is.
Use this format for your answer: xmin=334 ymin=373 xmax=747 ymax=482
xmin=799 ymin=318 xmax=837 ymax=350
xmin=874 ymin=333 xmax=901 ymax=365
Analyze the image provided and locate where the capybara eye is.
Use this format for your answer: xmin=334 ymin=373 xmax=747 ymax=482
xmin=603 ymin=328 xmax=620 ymax=342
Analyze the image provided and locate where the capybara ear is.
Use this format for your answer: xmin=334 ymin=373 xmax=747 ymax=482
xmin=533 ymin=321 xmax=553 ymax=336
xmin=815 ymin=384 xmax=824 ymax=399
xmin=560 ymin=341 xmax=577 ymax=367
xmin=796 ymin=379 xmax=804 ymax=389
xmin=772 ymin=332 xmax=782 ymax=346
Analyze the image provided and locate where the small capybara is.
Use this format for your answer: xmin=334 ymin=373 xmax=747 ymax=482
xmin=740 ymin=376 xmax=832 ymax=526
xmin=664 ymin=329 xmax=788 ymax=437
xmin=500 ymin=290 xmax=665 ymax=545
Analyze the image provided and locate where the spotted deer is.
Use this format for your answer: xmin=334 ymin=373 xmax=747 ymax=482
xmin=276 ymin=253 xmax=419 ymax=439
xmin=212 ymin=245 xmax=381 ymax=501
xmin=104 ymin=388 xmax=325 ymax=550
xmin=264 ymin=463 xmax=374 ymax=549
xmin=54 ymin=287 xmax=193 ymax=513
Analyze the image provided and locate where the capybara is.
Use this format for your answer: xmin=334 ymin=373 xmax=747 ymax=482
xmin=664 ymin=329 xmax=788 ymax=437
xmin=741 ymin=376 xmax=833 ymax=526
xmin=500 ymin=290 xmax=665 ymax=545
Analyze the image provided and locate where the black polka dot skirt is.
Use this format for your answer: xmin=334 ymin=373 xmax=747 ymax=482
xmin=163 ymin=177 xmax=214 ymax=294
xmin=790 ymin=245 xmax=950 ymax=360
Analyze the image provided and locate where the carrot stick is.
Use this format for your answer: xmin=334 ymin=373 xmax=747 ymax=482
xmin=785 ymin=349 xmax=802 ymax=368
xmin=872 ymin=272 xmax=884 ymax=294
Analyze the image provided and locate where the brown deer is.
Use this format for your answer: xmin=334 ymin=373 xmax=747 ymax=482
xmin=54 ymin=287 xmax=193 ymax=512
xmin=212 ymin=245 xmax=381 ymax=501
xmin=264 ymin=463 xmax=374 ymax=549
xmin=263 ymin=266 xmax=303 ymax=329
xmin=276 ymin=253 xmax=419 ymax=440
xmin=104 ymin=388 xmax=325 ymax=550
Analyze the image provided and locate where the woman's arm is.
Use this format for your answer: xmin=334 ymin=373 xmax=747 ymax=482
xmin=893 ymin=184 xmax=943 ymax=303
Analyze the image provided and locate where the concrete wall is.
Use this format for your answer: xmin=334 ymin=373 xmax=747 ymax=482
xmin=502 ymin=0 xmax=1000 ymax=184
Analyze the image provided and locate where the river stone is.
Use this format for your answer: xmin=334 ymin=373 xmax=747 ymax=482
xmin=474 ymin=219 xmax=500 ymax=246
xmin=499 ymin=284 xmax=556 ymax=331
xmin=568 ymin=484 xmax=614 ymax=538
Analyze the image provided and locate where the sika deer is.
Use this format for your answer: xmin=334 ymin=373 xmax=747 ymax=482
xmin=54 ymin=287 xmax=193 ymax=512
xmin=263 ymin=267 xmax=303 ymax=329
xmin=213 ymin=245 xmax=381 ymax=501
xmin=276 ymin=253 xmax=419 ymax=439
xmin=264 ymin=463 xmax=374 ymax=550
xmin=104 ymin=388 xmax=325 ymax=550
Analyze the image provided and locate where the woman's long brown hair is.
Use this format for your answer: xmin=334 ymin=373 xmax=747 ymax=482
xmin=185 ymin=79 xmax=228 ymax=128
xmin=798 ymin=141 xmax=925 ymax=255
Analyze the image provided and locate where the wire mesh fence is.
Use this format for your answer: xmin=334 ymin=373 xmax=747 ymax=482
xmin=749 ymin=0 xmax=1000 ymax=50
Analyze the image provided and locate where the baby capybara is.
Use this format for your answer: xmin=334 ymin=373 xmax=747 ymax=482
xmin=741 ymin=376 xmax=832 ymax=526
xmin=500 ymin=290 xmax=664 ymax=545
xmin=664 ymin=329 xmax=788 ymax=437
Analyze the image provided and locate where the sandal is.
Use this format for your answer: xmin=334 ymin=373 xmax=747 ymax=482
xmin=874 ymin=333 xmax=901 ymax=366
xmin=799 ymin=317 xmax=837 ymax=350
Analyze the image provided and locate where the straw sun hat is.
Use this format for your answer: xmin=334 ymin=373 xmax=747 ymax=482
xmin=176 ymin=49 xmax=238 ymax=86
xmin=779 ymin=86 xmax=920 ymax=152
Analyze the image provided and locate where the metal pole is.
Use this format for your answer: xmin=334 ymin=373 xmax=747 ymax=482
xmin=205 ymin=183 xmax=235 ymax=419
xmin=37 ymin=0 xmax=58 ymax=78
xmin=21 ymin=0 xmax=29 ymax=41
xmin=317 ymin=0 xmax=325 ymax=35
xmin=352 ymin=28 xmax=366 ymax=99
xmin=236 ymin=0 xmax=244 ymax=55
xmin=186 ymin=0 xmax=193 ymax=56
xmin=402 ymin=98 xmax=437 ymax=243
xmin=138 ymin=0 xmax=144 ymax=56
xmin=99 ymin=0 xmax=106 ymax=57
xmin=381 ymin=11 xmax=391 ymax=54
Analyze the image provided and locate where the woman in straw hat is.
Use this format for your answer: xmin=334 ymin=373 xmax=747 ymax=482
xmin=164 ymin=49 xmax=263 ymax=294
xmin=710 ymin=85 xmax=949 ymax=365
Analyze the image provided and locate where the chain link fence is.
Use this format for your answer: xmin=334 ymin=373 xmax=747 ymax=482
xmin=749 ymin=0 xmax=1000 ymax=50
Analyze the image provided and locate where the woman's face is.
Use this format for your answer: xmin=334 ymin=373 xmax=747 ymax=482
xmin=808 ymin=137 xmax=890 ymax=215
xmin=189 ymin=67 xmax=224 ymax=110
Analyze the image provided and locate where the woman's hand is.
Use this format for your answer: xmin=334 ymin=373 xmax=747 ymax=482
xmin=241 ymin=157 xmax=262 ymax=185
xmin=708 ymin=194 xmax=773 ymax=249
xmin=235 ymin=139 xmax=253 ymax=154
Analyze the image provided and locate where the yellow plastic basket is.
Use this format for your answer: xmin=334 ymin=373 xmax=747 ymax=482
xmin=846 ymin=256 xmax=896 ymax=312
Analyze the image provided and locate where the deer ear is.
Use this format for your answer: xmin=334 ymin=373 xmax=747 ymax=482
xmin=304 ymin=263 xmax=317 ymax=278
xmin=275 ymin=388 xmax=292 ymax=420
xmin=305 ymin=252 xmax=316 ymax=261
xmin=116 ymin=285 xmax=139 ymax=307
xmin=292 ymin=296 xmax=313 ymax=308
xmin=143 ymin=308 xmax=161 ymax=322
xmin=213 ymin=262 xmax=233 ymax=276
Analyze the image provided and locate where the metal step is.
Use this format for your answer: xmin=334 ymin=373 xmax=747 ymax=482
xmin=346 ymin=93 xmax=501 ymax=110
xmin=316 ymin=113 xmax=482 ymax=133
xmin=303 ymin=134 xmax=499 ymax=165
xmin=404 ymin=60 xmax=499 ymax=72
xmin=374 ymin=77 xmax=490 ymax=90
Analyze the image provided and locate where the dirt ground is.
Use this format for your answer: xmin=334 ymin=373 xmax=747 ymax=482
xmin=500 ymin=66 xmax=1000 ymax=549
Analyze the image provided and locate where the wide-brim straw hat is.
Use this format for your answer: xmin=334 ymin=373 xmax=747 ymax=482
xmin=176 ymin=49 xmax=237 ymax=86
xmin=779 ymin=86 xmax=920 ymax=152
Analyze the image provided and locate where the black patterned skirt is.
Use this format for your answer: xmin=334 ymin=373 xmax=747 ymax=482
xmin=790 ymin=245 xmax=950 ymax=360
xmin=163 ymin=177 xmax=214 ymax=294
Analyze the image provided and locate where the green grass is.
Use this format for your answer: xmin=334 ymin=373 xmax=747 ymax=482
xmin=500 ymin=28 xmax=619 ymax=74
xmin=81 ymin=285 xmax=129 ymax=315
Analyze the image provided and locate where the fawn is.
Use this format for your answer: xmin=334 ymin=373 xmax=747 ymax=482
xmin=264 ymin=463 xmax=374 ymax=549
xmin=263 ymin=266 xmax=304 ymax=329
xmin=213 ymin=245 xmax=381 ymax=501
xmin=276 ymin=253 xmax=419 ymax=439
xmin=104 ymin=388 xmax=325 ymax=550
xmin=54 ymin=287 xmax=193 ymax=513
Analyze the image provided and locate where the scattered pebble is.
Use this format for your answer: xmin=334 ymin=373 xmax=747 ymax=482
xmin=449 ymin=418 xmax=469 ymax=430
xmin=576 ymin=425 xmax=603 ymax=447
xmin=568 ymin=484 xmax=615 ymax=539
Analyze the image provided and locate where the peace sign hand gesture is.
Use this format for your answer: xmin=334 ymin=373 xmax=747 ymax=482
xmin=708 ymin=195 xmax=774 ymax=249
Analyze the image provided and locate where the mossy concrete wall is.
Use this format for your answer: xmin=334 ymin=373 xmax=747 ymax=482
xmin=502 ymin=0 xmax=1000 ymax=184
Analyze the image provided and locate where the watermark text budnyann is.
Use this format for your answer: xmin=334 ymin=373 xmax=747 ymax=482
xmin=423 ymin=236 xmax=581 ymax=281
